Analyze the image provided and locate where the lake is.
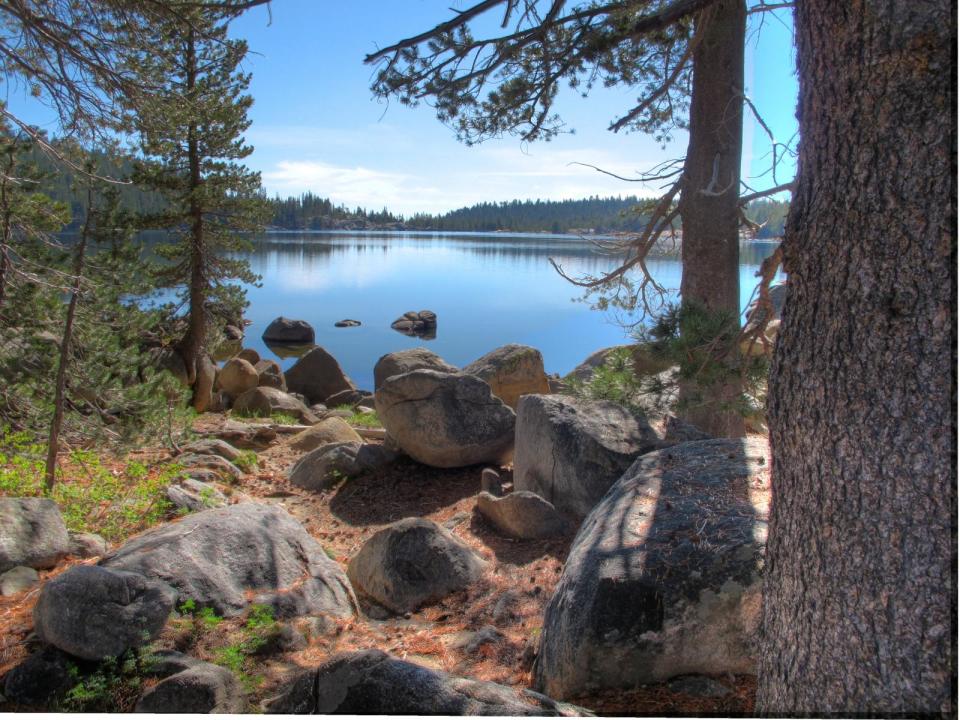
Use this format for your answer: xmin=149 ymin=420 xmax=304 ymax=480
xmin=236 ymin=231 xmax=781 ymax=391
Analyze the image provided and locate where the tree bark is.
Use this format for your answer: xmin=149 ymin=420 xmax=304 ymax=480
xmin=677 ymin=0 xmax=746 ymax=439
xmin=178 ymin=27 xmax=207 ymax=390
xmin=757 ymin=1 xmax=956 ymax=715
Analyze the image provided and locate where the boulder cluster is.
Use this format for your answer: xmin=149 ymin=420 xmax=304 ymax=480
xmin=1 ymin=332 xmax=772 ymax=714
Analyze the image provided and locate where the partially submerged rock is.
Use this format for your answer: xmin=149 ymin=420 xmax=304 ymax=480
xmin=534 ymin=438 xmax=770 ymax=698
xmin=513 ymin=394 xmax=683 ymax=518
xmin=375 ymin=370 xmax=515 ymax=468
xmin=264 ymin=649 xmax=588 ymax=715
xmin=464 ymin=343 xmax=550 ymax=409
xmin=347 ymin=517 xmax=487 ymax=614
xmin=0 ymin=498 xmax=71 ymax=573
xmin=373 ymin=347 xmax=457 ymax=390
xmin=262 ymin=316 xmax=315 ymax=344
xmin=476 ymin=491 xmax=568 ymax=540
xmin=33 ymin=565 xmax=176 ymax=661
xmin=100 ymin=503 xmax=356 ymax=619
xmin=284 ymin=346 xmax=357 ymax=404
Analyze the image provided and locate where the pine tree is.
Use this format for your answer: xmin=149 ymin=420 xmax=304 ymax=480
xmin=128 ymin=8 xmax=269 ymax=405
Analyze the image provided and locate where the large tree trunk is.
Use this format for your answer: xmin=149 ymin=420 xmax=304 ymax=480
xmin=757 ymin=1 xmax=956 ymax=715
xmin=178 ymin=27 xmax=206 ymax=390
xmin=677 ymin=0 xmax=746 ymax=439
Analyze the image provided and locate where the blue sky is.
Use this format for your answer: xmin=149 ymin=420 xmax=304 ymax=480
xmin=9 ymin=1 xmax=798 ymax=216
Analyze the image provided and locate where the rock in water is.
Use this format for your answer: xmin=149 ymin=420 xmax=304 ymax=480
xmin=534 ymin=438 xmax=770 ymax=698
xmin=264 ymin=649 xmax=589 ymax=715
xmin=373 ymin=347 xmax=457 ymax=390
xmin=262 ymin=316 xmax=315 ymax=344
xmin=100 ymin=503 xmax=356 ymax=619
xmin=375 ymin=370 xmax=515 ymax=468
xmin=476 ymin=491 xmax=568 ymax=540
xmin=0 ymin=498 xmax=71 ymax=573
xmin=463 ymin=344 xmax=550 ymax=409
xmin=513 ymin=395 xmax=674 ymax=518
xmin=284 ymin=346 xmax=357 ymax=404
xmin=33 ymin=565 xmax=176 ymax=661
xmin=347 ymin=518 xmax=487 ymax=614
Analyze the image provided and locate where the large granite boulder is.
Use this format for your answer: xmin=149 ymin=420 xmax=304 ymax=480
xmin=136 ymin=659 xmax=244 ymax=713
xmin=375 ymin=370 xmax=515 ymax=468
xmin=476 ymin=491 xmax=568 ymax=540
xmin=534 ymin=438 xmax=770 ymax=698
xmin=265 ymin=649 xmax=587 ymax=715
xmin=216 ymin=357 xmax=260 ymax=398
xmin=464 ymin=344 xmax=550 ymax=409
xmin=347 ymin=518 xmax=487 ymax=614
xmin=285 ymin=346 xmax=356 ymax=404
xmin=289 ymin=442 xmax=397 ymax=491
xmin=33 ymin=565 xmax=177 ymax=661
xmin=373 ymin=347 xmax=457 ymax=390
xmin=513 ymin=395 xmax=701 ymax=518
xmin=262 ymin=316 xmax=315 ymax=344
xmin=100 ymin=503 xmax=356 ymax=619
xmin=286 ymin=417 xmax=362 ymax=453
xmin=0 ymin=498 xmax=71 ymax=573
xmin=233 ymin=386 xmax=318 ymax=424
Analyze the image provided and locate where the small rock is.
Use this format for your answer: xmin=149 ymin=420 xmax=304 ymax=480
xmin=180 ymin=438 xmax=242 ymax=462
xmin=2 ymin=645 xmax=75 ymax=706
xmin=224 ymin=325 xmax=244 ymax=341
xmin=492 ymin=590 xmax=521 ymax=624
xmin=286 ymin=417 xmax=362 ymax=453
xmin=301 ymin=615 xmax=339 ymax=640
xmin=135 ymin=661 xmax=244 ymax=713
xmin=476 ymin=491 xmax=567 ymax=540
xmin=481 ymin=468 xmax=503 ymax=497
xmin=166 ymin=479 xmax=227 ymax=512
xmin=325 ymin=388 xmax=366 ymax=408
xmin=176 ymin=453 xmax=243 ymax=482
xmin=289 ymin=442 xmax=397 ymax=491
xmin=213 ymin=419 xmax=277 ymax=447
xmin=250 ymin=624 xmax=308 ymax=656
xmin=255 ymin=359 xmax=287 ymax=391
xmin=69 ymin=531 xmax=108 ymax=559
xmin=465 ymin=625 xmax=503 ymax=654
xmin=0 ymin=498 xmax=71 ymax=573
xmin=233 ymin=387 xmax=318 ymax=425
xmin=334 ymin=319 xmax=361 ymax=327
xmin=347 ymin=518 xmax=487 ymax=614
xmin=284 ymin=346 xmax=357 ymax=405
xmin=215 ymin=357 xmax=260 ymax=398
xmin=235 ymin=347 xmax=260 ymax=365
xmin=0 ymin=566 xmax=39 ymax=596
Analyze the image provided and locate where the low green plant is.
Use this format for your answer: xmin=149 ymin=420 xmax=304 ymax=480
xmin=59 ymin=647 xmax=155 ymax=712
xmin=233 ymin=449 xmax=258 ymax=472
xmin=209 ymin=604 xmax=278 ymax=692
xmin=270 ymin=411 xmax=299 ymax=425
xmin=0 ymin=430 xmax=177 ymax=542
xmin=334 ymin=405 xmax=382 ymax=428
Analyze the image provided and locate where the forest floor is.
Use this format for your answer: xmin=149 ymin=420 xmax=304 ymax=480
xmin=0 ymin=411 xmax=757 ymax=715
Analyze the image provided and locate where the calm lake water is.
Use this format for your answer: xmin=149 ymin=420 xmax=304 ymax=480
xmin=236 ymin=231 xmax=781 ymax=391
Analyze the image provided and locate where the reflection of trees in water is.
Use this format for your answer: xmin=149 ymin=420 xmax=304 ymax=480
xmin=237 ymin=233 xmax=781 ymax=279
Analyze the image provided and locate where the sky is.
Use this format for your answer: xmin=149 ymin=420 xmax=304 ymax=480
xmin=8 ymin=1 xmax=799 ymax=217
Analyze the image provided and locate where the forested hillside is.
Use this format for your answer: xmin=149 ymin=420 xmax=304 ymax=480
xmin=268 ymin=193 xmax=789 ymax=237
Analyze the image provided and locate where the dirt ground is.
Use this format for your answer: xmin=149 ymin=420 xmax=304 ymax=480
xmin=0 ymin=412 xmax=757 ymax=715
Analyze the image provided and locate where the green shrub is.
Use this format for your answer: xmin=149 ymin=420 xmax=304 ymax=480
xmin=0 ymin=430 xmax=177 ymax=542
